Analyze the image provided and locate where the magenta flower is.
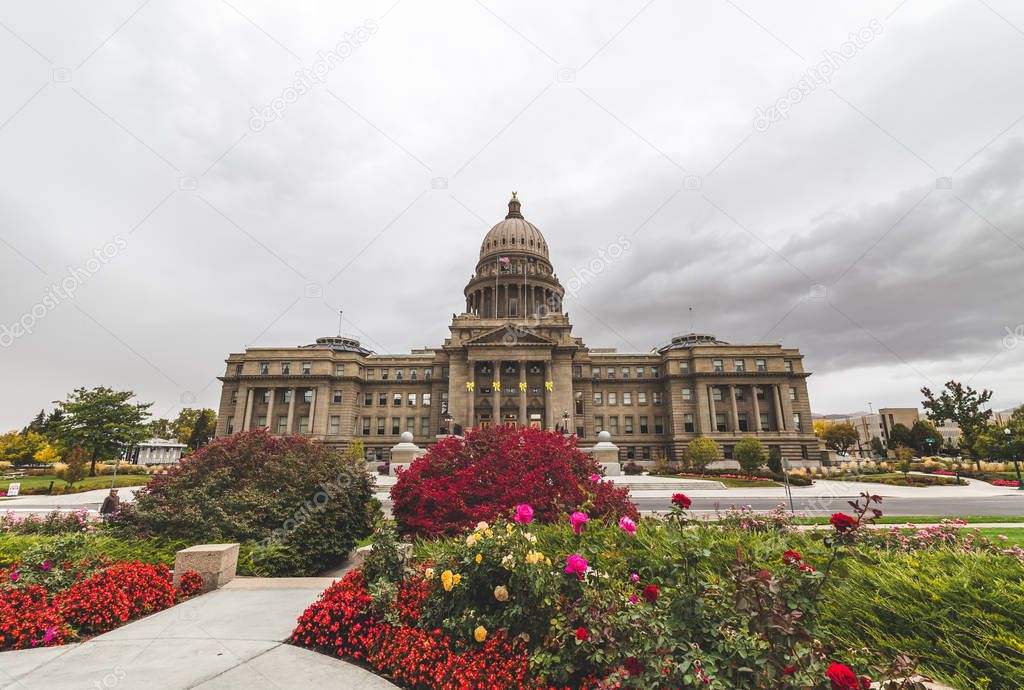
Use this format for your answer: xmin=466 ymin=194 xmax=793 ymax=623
xmin=629 ymin=595 xmax=639 ymax=603
xmin=619 ymin=516 xmax=636 ymax=537
xmin=564 ymin=554 xmax=589 ymax=580
xmin=40 ymin=561 xmax=51 ymax=571
xmin=512 ymin=504 xmax=534 ymax=524
xmin=630 ymin=572 xmax=640 ymax=583
xmin=9 ymin=571 xmax=19 ymax=582
xmin=588 ymin=474 xmax=601 ymax=482
xmin=43 ymin=627 xmax=57 ymax=643
xmin=570 ymin=511 xmax=589 ymax=535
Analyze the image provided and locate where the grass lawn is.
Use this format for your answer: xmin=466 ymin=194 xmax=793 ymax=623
xmin=833 ymin=472 xmax=963 ymax=487
xmin=975 ymin=527 xmax=1024 ymax=548
xmin=656 ymin=474 xmax=780 ymax=488
xmin=792 ymin=515 xmax=1024 ymax=525
xmin=1 ymin=473 xmax=151 ymax=495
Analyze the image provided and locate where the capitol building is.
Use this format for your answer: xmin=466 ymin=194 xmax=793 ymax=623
xmin=214 ymin=194 xmax=818 ymax=464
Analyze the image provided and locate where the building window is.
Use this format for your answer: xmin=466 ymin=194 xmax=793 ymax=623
xmin=653 ymin=391 xmax=663 ymax=405
xmin=363 ymin=393 xmax=372 ymax=406
xmin=713 ymin=359 xmax=724 ymax=373
xmin=734 ymin=359 xmax=745 ymax=372
xmin=575 ymin=392 xmax=584 ymax=415
xmin=608 ymin=392 xmax=617 ymax=405
xmin=395 ymin=368 xmax=403 ymax=380
xmin=230 ymin=390 xmax=238 ymax=404
xmin=277 ymin=416 xmax=288 ymax=434
xmin=378 ymin=393 xmax=387 ymax=406
xmin=423 ymin=393 xmax=431 ymax=406
xmin=793 ymin=413 xmax=803 ymax=431
xmin=424 ymin=368 xmax=432 ymax=380
xmin=329 ymin=416 xmax=340 ymax=435
xmin=756 ymin=358 xmax=767 ymax=372
xmin=256 ymin=415 xmax=266 ymax=429
xmin=333 ymin=390 xmax=343 ymax=403
xmin=642 ymin=446 xmax=651 ymax=460
xmin=682 ymin=387 xmax=692 ymax=401
xmin=784 ymin=360 xmax=793 ymax=373
xmin=442 ymin=366 xmax=450 ymax=379
xmin=606 ymin=367 xmax=616 ymax=379
xmin=637 ymin=366 xmax=645 ymax=378
xmin=302 ymin=362 xmax=311 ymax=375
xmin=682 ymin=413 xmax=694 ymax=433
xmin=366 ymin=368 xmax=375 ymax=379
xmin=637 ymin=391 xmax=647 ymax=405
xmin=376 ymin=418 xmax=385 ymax=435
xmin=760 ymin=413 xmax=770 ymax=431
xmin=235 ymin=364 xmax=243 ymax=376
xmin=281 ymin=361 xmax=290 ymax=375
xmin=393 ymin=393 xmax=402 ymax=406
xmin=298 ymin=416 xmax=309 ymax=434
xmin=623 ymin=392 xmax=632 ymax=405
xmin=381 ymin=368 xmax=389 ymax=380
xmin=408 ymin=393 xmax=416 ymax=407
xmin=679 ymin=361 xmax=689 ymax=373
xmin=712 ymin=387 xmax=722 ymax=402
xmin=594 ymin=415 xmax=604 ymax=431
xmin=655 ymin=415 xmax=665 ymax=434
xmin=716 ymin=413 xmax=727 ymax=432
xmin=573 ymin=365 xmax=582 ymax=378
xmin=609 ymin=416 xmax=619 ymax=434
xmin=639 ymin=416 xmax=649 ymax=433
xmin=789 ymin=386 xmax=798 ymax=401
xmin=626 ymin=446 xmax=636 ymax=459
xmin=593 ymin=392 xmax=603 ymax=405
xmin=262 ymin=390 xmax=271 ymax=403
xmin=624 ymin=416 xmax=634 ymax=434
xmin=591 ymin=366 xmax=600 ymax=379
xmin=335 ymin=363 xmax=345 ymax=376
xmin=651 ymin=366 xmax=660 ymax=378
xmin=621 ymin=367 xmax=630 ymax=379
xmin=756 ymin=386 xmax=766 ymax=400
xmin=361 ymin=417 xmax=371 ymax=435
xmin=738 ymin=413 xmax=748 ymax=432
xmin=801 ymin=444 xmax=810 ymax=460
xmin=405 ymin=417 xmax=415 ymax=433
xmin=259 ymin=361 xmax=269 ymax=375
xmin=226 ymin=417 xmax=234 ymax=434
xmin=735 ymin=387 xmax=744 ymax=401
xmin=391 ymin=418 xmax=400 ymax=435
xmin=575 ymin=424 xmax=584 ymax=437
xmin=723 ymin=445 xmax=734 ymax=460
xmin=303 ymin=389 xmax=313 ymax=404
xmin=420 ymin=417 xmax=430 ymax=436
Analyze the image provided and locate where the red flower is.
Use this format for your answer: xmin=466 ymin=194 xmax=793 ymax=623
xmin=671 ymin=493 xmax=692 ymax=509
xmin=826 ymin=662 xmax=866 ymax=690
xmin=575 ymin=627 xmax=588 ymax=641
xmin=783 ymin=665 xmax=797 ymax=675
xmin=799 ymin=563 xmax=816 ymax=572
xmin=641 ymin=584 xmax=659 ymax=603
xmin=782 ymin=550 xmax=802 ymax=564
xmin=830 ymin=513 xmax=859 ymax=533
xmin=624 ymin=656 xmax=644 ymax=676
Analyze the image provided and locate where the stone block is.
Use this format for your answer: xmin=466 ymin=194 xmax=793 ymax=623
xmin=174 ymin=543 xmax=239 ymax=591
xmin=601 ymin=461 xmax=621 ymax=476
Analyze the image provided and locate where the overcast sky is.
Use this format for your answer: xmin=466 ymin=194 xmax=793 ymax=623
xmin=1 ymin=0 xmax=1022 ymax=429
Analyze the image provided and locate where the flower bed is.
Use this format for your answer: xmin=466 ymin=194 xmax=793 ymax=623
xmin=291 ymin=495 xmax=944 ymax=689
xmin=0 ymin=559 xmax=203 ymax=651
xmin=992 ymin=479 xmax=1020 ymax=487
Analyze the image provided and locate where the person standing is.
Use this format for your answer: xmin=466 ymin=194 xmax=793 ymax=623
xmin=100 ymin=488 xmax=120 ymax=521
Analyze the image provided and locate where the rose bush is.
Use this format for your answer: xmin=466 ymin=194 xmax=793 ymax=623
xmin=391 ymin=426 xmax=636 ymax=537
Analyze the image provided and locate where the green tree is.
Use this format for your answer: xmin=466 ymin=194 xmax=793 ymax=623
xmin=734 ymin=436 xmax=767 ymax=474
xmin=685 ymin=437 xmax=721 ymax=472
xmin=63 ymin=446 xmax=88 ymax=487
xmin=895 ymin=443 xmax=914 ymax=477
xmin=186 ymin=409 xmax=216 ymax=450
xmin=976 ymin=409 xmax=1024 ymax=461
xmin=766 ymin=445 xmax=783 ymax=475
xmin=53 ymin=387 xmax=152 ymax=476
xmin=869 ymin=436 xmax=885 ymax=458
xmin=921 ymin=381 xmax=993 ymax=469
xmin=886 ymin=423 xmax=913 ymax=451
xmin=0 ymin=430 xmax=48 ymax=465
xmin=822 ymin=423 xmax=859 ymax=455
xmin=148 ymin=418 xmax=174 ymax=439
xmin=173 ymin=408 xmax=217 ymax=446
xmin=24 ymin=409 xmax=46 ymax=436
xmin=910 ymin=419 xmax=941 ymax=455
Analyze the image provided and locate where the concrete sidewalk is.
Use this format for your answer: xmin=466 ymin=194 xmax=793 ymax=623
xmin=1 ymin=486 xmax=144 ymax=515
xmin=0 ymin=577 xmax=398 ymax=690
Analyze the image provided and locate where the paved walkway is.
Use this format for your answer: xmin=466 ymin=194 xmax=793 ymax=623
xmin=0 ymin=577 xmax=398 ymax=690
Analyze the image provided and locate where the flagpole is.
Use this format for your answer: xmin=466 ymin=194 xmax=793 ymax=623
xmin=495 ymin=258 xmax=499 ymax=318
xmin=522 ymin=257 xmax=527 ymax=319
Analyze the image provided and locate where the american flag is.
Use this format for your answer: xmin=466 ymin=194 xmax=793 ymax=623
xmin=497 ymin=256 xmax=510 ymax=264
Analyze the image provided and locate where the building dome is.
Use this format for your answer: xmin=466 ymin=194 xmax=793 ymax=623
xmin=479 ymin=193 xmax=549 ymax=262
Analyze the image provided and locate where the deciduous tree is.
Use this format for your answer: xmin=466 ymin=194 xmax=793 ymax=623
xmin=823 ymin=423 xmax=859 ymax=455
xmin=53 ymin=387 xmax=152 ymax=476
xmin=921 ymin=381 xmax=993 ymax=469
xmin=734 ymin=436 xmax=767 ymax=474
xmin=686 ymin=437 xmax=721 ymax=472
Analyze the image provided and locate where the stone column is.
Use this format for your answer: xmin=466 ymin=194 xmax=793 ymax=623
xmin=492 ymin=360 xmax=501 ymax=427
xmin=266 ymin=388 xmax=276 ymax=432
xmin=389 ymin=431 xmax=424 ymax=475
xmin=774 ymin=385 xmax=786 ymax=431
xmin=780 ymin=381 xmax=796 ymax=432
xmin=592 ymin=430 xmax=621 ymax=475
xmin=728 ymin=385 xmax=739 ymax=432
xmin=232 ymin=385 xmax=247 ymax=434
xmin=707 ymin=385 xmax=717 ymax=432
xmin=313 ymin=383 xmax=330 ymax=435
xmin=242 ymin=388 xmax=254 ymax=431
xmin=543 ymin=360 xmax=553 ymax=430
xmin=518 ymin=360 xmax=527 ymax=426
xmin=694 ymin=383 xmax=708 ymax=434
xmin=466 ymin=365 xmax=475 ymax=429
xmin=751 ymin=385 xmax=761 ymax=432
xmin=285 ymin=387 xmax=296 ymax=434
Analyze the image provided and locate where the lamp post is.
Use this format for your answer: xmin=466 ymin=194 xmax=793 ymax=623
xmin=561 ymin=411 xmax=570 ymax=435
xmin=1005 ymin=427 xmax=1023 ymax=491
xmin=442 ymin=411 xmax=453 ymax=436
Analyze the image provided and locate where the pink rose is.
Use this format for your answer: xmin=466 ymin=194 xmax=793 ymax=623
xmin=564 ymin=554 xmax=589 ymax=580
xmin=630 ymin=572 xmax=640 ymax=583
xmin=619 ymin=516 xmax=636 ymax=537
xmin=588 ymin=474 xmax=601 ymax=482
xmin=570 ymin=511 xmax=589 ymax=535
xmin=512 ymin=503 xmax=534 ymax=524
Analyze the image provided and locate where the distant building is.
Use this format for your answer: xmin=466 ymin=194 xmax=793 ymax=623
xmin=133 ymin=438 xmax=186 ymax=465
xmin=214 ymin=194 xmax=820 ymax=464
xmin=878 ymin=407 xmax=920 ymax=444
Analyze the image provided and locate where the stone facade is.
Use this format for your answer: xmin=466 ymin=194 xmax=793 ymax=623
xmin=215 ymin=194 xmax=818 ymax=463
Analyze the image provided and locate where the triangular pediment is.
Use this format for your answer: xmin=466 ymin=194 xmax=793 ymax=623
xmin=464 ymin=325 xmax=555 ymax=346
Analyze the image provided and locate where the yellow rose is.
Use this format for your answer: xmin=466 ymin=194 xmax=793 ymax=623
xmin=485 ymin=528 xmax=494 ymax=538
xmin=425 ymin=567 xmax=434 ymax=579
xmin=441 ymin=570 xmax=454 ymax=592
xmin=525 ymin=550 xmax=540 ymax=565
xmin=493 ymin=585 xmax=509 ymax=602
xmin=506 ymin=523 xmax=514 ymax=534
xmin=475 ymin=553 xmax=482 ymax=564
xmin=466 ymin=534 xmax=479 ymax=547
xmin=474 ymin=625 xmax=488 ymax=643
xmin=452 ymin=573 xmax=461 ymax=585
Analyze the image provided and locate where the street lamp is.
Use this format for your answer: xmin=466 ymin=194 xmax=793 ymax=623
xmin=1004 ymin=427 xmax=1023 ymax=491
xmin=442 ymin=411 xmax=453 ymax=436
xmin=561 ymin=411 xmax=570 ymax=435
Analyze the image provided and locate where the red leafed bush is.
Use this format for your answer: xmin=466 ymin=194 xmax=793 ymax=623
xmin=59 ymin=561 xmax=176 ymax=635
xmin=176 ymin=570 xmax=205 ymax=599
xmin=390 ymin=426 xmax=636 ymax=537
xmin=0 ymin=585 xmax=67 ymax=650
xmin=290 ymin=570 xmax=588 ymax=689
